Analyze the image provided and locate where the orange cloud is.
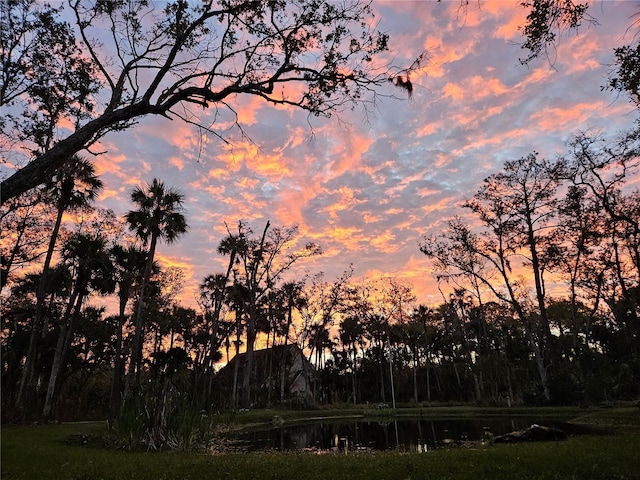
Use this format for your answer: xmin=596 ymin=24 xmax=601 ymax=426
xmin=529 ymin=101 xmax=603 ymax=131
xmin=320 ymin=186 xmax=365 ymax=220
xmin=363 ymin=212 xmax=384 ymax=224
xmin=417 ymin=122 xmax=439 ymax=137
xmin=443 ymin=82 xmax=464 ymax=100
xmin=94 ymin=151 xmax=127 ymax=177
xmin=318 ymin=130 xmax=373 ymax=179
xmin=169 ymin=156 xmax=185 ymax=170
xmin=396 ymin=255 xmax=443 ymax=305
xmin=99 ymin=187 xmax=121 ymax=202
xmin=154 ymin=252 xmax=198 ymax=308
xmin=317 ymin=226 xmax=365 ymax=251
xmin=384 ymin=208 xmax=403 ymax=216
xmin=273 ymin=190 xmax=307 ymax=226
xmin=562 ymin=34 xmax=603 ymax=74
xmin=156 ymin=253 xmax=193 ymax=272
xmin=370 ymin=230 xmax=398 ymax=253
xmin=234 ymin=176 xmax=260 ymax=190
xmin=420 ymin=195 xmax=461 ymax=217
xmin=207 ymin=168 xmax=231 ymax=179
xmin=361 ymin=159 xmax=394 ymax=186
xmin=433 ymin=152 xmax=451 ymax=169
xmin=234 ymin=94 xmax=265 ymax=125
xmin=470 ymin=76 xmax=509 ymax=98
xmin=492 ymin=6 xmax=527 ymax=41
xmin=247 ymin=154 xmax=291 ymax=178
xmin=516 ymin=65 xmax=555 ymax=89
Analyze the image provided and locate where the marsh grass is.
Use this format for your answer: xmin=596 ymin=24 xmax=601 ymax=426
xmin=115 ymin=382 xmax=222 ymax=451
xmin=2 ymin=407 xmax=639 ymax=480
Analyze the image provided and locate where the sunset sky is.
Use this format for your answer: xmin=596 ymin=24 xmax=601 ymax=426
xmin=17 ymin=1 xmax=639 ymax=311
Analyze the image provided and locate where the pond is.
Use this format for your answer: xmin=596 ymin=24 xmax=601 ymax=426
xmin=224 ymin=415 xmax=587 ymax=452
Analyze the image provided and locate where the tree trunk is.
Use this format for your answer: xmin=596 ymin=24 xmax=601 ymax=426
xmin=280 ymin=305 xmax=294 ymax=403
xmin=240 ymin=308 xmax=256 ymax=409
xmin=42 ymin=282 xmax=83 ymax=420
xmin=123 ymin=234 xmax=157 ymax=404
xmin=412 ymin=345 xmax=419 ymax=403
xmin=351 ymin=344 xmax=357 ymax=406
xmin=207 ymin=253 xmax=235 ymax=399
xmin=42 ymin=323 xmax=68 ymax=420
xmin=387 ymin=336 xmax=396 ymax=409
xmin=426 ymin=360 xmax=431 ymax=405
xmin=108 ymin=311 xmax=126 ymax=426
xmin=378 ymin=339 xmax=386 ymax=402
xmin=496 ymin=236 xmax=552 ymax=403
xmin=231 ymin=318 xmax=242 ymax=409
xmin=17 ymin=202 xmax=64 ymax=407
xmin=524 ymin=321 xmax=550 ymax=402
xmin=1 ymin=103 xmax=158 ymax=204
xmin=525 ymin=208 xmax=554 ymax=364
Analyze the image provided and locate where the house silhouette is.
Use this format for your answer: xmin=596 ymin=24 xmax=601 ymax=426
xmin=217 ymin=344 xmax=316 ymax=407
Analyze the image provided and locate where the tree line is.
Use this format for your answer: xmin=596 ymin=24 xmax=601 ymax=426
xmin=2 ymin=127 xmax=639 ymax=425
xmin=420 ymin=128 xmax=640 ymax=405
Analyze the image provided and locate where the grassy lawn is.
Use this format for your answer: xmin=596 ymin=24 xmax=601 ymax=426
xmin=2 ymin=406 xmax=639 ymax=480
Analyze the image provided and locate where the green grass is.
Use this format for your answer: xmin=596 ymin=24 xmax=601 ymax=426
xmin=2 ymin=407 xmax=639 ymax=480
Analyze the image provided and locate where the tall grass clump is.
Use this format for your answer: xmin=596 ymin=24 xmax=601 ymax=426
xmin=116 ymin=380 xmax=218 ymax=451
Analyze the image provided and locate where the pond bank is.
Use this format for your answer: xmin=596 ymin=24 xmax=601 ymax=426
xmin=220 ymin=405 xmax=631 ymax=453
xmin=2 ymin=406 xmax=639 ymax=480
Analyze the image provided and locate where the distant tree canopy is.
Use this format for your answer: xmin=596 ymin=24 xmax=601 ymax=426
xmin=421 ymin=127 xmax=640 ymax=404
xmin=0 ymin=0 xmax=392 ymax=203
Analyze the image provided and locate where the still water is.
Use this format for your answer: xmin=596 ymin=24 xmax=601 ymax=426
xmin=225 ymin=416 xmax=573 ymax=452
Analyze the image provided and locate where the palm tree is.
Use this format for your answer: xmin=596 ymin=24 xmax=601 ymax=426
xmin=226 ymin=281 xmax=249 ymax=409
xmin=198 ymin=231 xmax=239 ymax=398
xmin=42 ymin=231 xmax=115 ymax=419
xmin=107 ymin=243 xmax=150 ymax=425
xmin=277 ymin=281 xmax=306 ymax=403
xmin=339 ymin=315 xmax=364 ymax=405
xmin=17 ymin=155 xmax=103 ymax=408
xmin=199 ymin=274 xmax=229 ymax=343
xmin=218 ymin=221 xmax=320 ymax=409
xmin=123 ymin=179 xmax=188 ymax=397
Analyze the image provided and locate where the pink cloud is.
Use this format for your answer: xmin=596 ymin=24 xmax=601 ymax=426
xmin=529 ymin=101 xmax=605 ymax=131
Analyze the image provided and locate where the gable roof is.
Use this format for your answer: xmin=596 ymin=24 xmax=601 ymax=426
xmin=217 ymin=343 xmax=316 ymax=397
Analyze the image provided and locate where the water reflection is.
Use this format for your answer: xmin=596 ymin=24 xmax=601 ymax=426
xmin=226 ymin=416 xmax=569 ymax=452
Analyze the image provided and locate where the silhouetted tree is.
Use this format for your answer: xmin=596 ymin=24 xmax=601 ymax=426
xmin=123 ymin=179 xmax=188 ymax=400
xmin=107 ymin=243 xmax=150 ymax=424
xmin=43 ymin=231 xmax=115 ymax=419
xmin=1 ymin=0 xmax=392 ymax=202
xmin=17 ymin=155 xmax=102 ymax=409
xmin=219 ymin=221 xmax=320 ymax=409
